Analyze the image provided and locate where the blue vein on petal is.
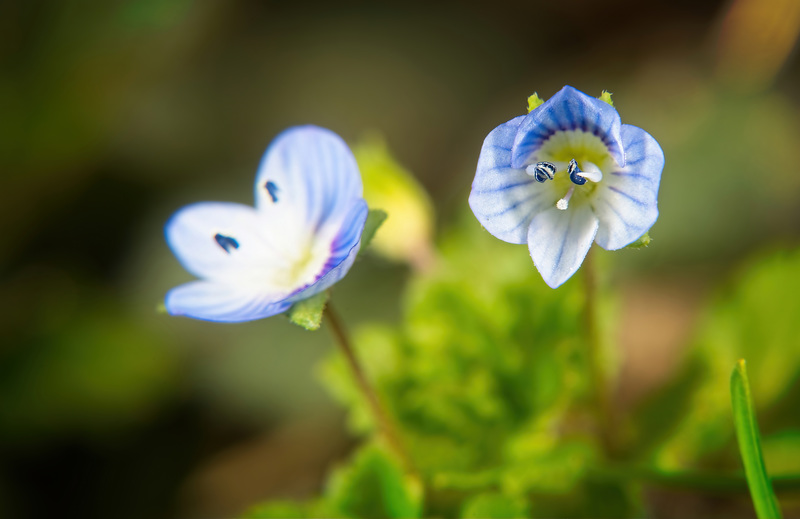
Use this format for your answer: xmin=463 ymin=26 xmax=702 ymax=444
xmin=608 ymin=186 xmax=646 ymax=206
xmin=214 ymin=233 xmax=239 ymax=253
xmin=472 ymin=178 xmax=535 ymax=194
xmin=265 ymin=181 xmax=279 ymax=203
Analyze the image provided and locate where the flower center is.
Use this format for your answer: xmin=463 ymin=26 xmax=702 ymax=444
xmin=525 ymin=157 xmax=604 ymax=210
xmin=525 ymin=129 xmax=617 ymax=211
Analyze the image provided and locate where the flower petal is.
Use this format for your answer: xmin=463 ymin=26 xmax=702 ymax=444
xmin=254 ymin=125 xmax=363 ymax=231
xmin=165 ymin=281 xmax=292 ymax=322
xmin=469 ymin=116 xmax=558 ymax=244
xmin=511 ymin=86 xmax=625 ymax=169
xmin=286 ymin=199 xmax=368 ymax=302
xmin=527 ymin=204 xmax=599 ymax=288
xmin=592 ymin=124 xmax=664 ymax=250
xmin=165 ymin=202 xmax=282 ymax=281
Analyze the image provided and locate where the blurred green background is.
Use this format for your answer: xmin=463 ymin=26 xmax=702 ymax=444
xmin=1 ymin=0 xmax=800 ymax=518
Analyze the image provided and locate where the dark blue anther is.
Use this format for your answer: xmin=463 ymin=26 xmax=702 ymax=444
xmin=568 ymin=158 xmax=587 ymax=186
xmin=265 ymin=181 xmax=279 ymax=203
xmin=532 ymin=161 xmax=556 ymax=183
xmin=214 ymin=233 xmax=239 ymax=253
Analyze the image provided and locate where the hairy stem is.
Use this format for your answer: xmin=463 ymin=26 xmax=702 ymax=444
xmin=323 ymin=304 xmax=414 ymax=473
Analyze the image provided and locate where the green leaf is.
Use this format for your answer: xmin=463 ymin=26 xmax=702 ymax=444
xmin=731 ymin=359 xmax=782 ymax=519
xmin=287 ymin=291 xmax=329 ymax=331
xmin=625 ymin=231 xmax=651 ymax=249
xmin=360 ymin=208 xmax=388 ymax=251
xmin=460 ymin=492 xmax=529 ymax=519
xmin=324 ymin=443 xmax=423 ymax=519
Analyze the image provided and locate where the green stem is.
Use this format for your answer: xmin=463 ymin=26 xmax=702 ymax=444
xmin=323 ymin=304 xmax=415 ymax=474
xmin=583 ymin=249 xmax=616 ymax=454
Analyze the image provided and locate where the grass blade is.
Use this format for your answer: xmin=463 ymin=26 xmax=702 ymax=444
xmin=731 ymin=359 xmax=782 ymax=519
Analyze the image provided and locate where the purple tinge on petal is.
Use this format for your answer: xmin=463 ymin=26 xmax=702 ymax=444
xmin=527 ymin=204 xmax=599 ymax=289
xmin=511 ymin=86 xmax=625 ymax=169
xmin=254 ymin=125 xmax=363 ymax=231
xmin=592 ymin=124 xmax=664 ymax=250
xmin=469 ymin=116 xmax=555 ymax=244
xmin=285 ymin=199 xmax=369 ymax=304
xmin=165 ymin=280 xmax=293 ymax=322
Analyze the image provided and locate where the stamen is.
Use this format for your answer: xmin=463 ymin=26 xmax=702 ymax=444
xmin=214 ymin=233 xmax=239 ymax=253
xmin=568 ymin=159 xmax=587 ymax=186
xmin=265 ymin=181 xmax=279 ymax=203
xmin=567 ymin=158 xmax=603 ymax=184
xmin=556 ymin=186 xmax=575 ymax=211
xmin=526 ymin=161 xmax=556 ymax=183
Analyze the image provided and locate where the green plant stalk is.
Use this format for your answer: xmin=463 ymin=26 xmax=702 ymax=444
xmin=583 ymin=249 xmax=616 ymax=455
xmin=731 ymin=359 xmax=782 ymax=519
xmin=323 ymin=304 xmax=415 ymax=475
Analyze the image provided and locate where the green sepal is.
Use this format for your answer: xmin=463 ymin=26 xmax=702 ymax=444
xmin=360 ymin=208 xmax=388 ymax=252
xmin=731 ymin=359 xmax=783 ymax=519
xmin=155 ymin=302 xmax=167 ymax=314
xmin=287 ymin=291 xmax=329 ymax=331
xmin=626 ymin=231 xmax=651 ymax=249
xmin=598 ymin=90 xmax=614 ymax=107
xmin=527 ymin=93 xmax=544 ymax=113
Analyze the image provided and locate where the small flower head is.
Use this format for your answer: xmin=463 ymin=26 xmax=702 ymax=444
xmin=165 ymin=125 xmax=368 ymax=322
xmin=469 ymin=86 xmax=664 ymax=288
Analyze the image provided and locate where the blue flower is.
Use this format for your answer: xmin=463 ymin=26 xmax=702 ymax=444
xmin=164 ymin=125 xmax=368 ymax=322
xmin=469 ymin=86 xmax=664 ymax=288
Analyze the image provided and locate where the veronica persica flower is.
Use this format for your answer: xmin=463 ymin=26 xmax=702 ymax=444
xmin=165 ymin=125 xmax=368 ymax=322
xmin=469 ymin=86 xmax=664 ymax=288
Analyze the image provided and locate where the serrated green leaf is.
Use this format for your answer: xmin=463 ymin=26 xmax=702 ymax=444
xmin=324 ymin=443 xmax=423 ymax=519
xmin=625 ymin=231 xmax=651 ymax=249
xmin=460 ymin=492 xmax=529 ymax=519
xmin=731 ymin=359 xmax=782 ymax=519
xmin=360 ymin=209 xmax=388 ymax=251
xmin=287 ymin=291 xmax=329 ymax=331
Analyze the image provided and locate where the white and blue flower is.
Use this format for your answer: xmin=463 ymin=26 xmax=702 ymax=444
xmin=469 ymin=86 xmax=664 ymax=288
xmin=165 ymin=125 xmax=368 ymax=322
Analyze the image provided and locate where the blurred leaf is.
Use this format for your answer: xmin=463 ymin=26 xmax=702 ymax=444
xmin=353 ymin=135 xmax=435 ymax=268
xmin=288 ymin=291 xmax=329 ymax=331
xmin=651 ymin=247 xmax=800 ymax=469
xmin=731 ymin=359 xmax=783 ymax=519
xmin=361 ymin=209 xmax=388 ymax=251
xmin=460 ymin=492 xmax=528 ymax=519
xmin=242 ymin=500 xmax=310 ymax=519
xmin=763 ymin=430 xmax=800 ymax=477
xmin=0 ymin=297 xmax=178 ymax=441
xmin=323 ymin=443 xmax=423 ymax=519
xmin=320 ymin=211 xmax=599 ymax=515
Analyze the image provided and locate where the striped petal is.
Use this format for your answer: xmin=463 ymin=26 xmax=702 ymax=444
xmin=254 ymin=125 xmax=363 ymax=233
xmin=511 ymin=86 xmax=625 ymax=169
xmin=165 ymin=202 xmax=280 ymax=281
xmin=592 ymin=125 xmax=664 ymax=250
xmin=527 ymin=204 xmax=599 ymax=288
xmin=469 ymin=116 xmax=557 ymax=244
xmin=286 ymin=199 xmax=369 ymax=302
xmin=165 ymin=281 xmax=292 ymax=322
